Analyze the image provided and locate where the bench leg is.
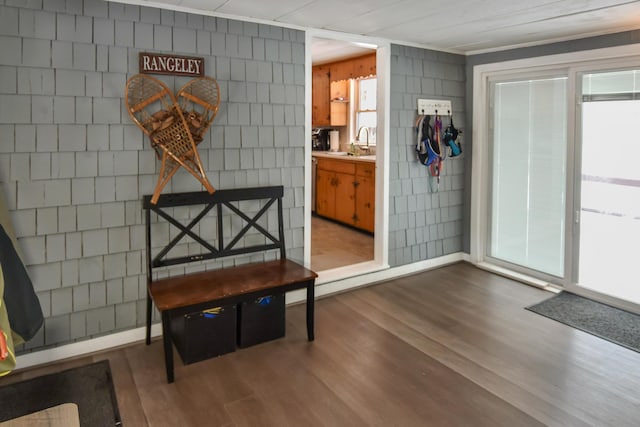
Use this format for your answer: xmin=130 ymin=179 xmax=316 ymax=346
xmin=145 ymin=293 xmax=152 ymax=345
xmin=161 ymin=311 xmax=175 ymax=383
xmin=306 ymin=282 xmax=315 ymax=341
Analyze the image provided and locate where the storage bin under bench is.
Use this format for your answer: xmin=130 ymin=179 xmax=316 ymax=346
xmin=143 ymin=186 xmax=317 ymax=383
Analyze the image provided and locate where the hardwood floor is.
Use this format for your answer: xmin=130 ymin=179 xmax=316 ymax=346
xmin=310 ymin=215 xmax=374 ymax=271
xmin=4 ymin=262 xmax=640 ymax=426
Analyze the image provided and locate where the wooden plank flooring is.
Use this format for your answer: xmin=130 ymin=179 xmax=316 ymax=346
xmin=4 ymin=262 xmax=640 ymax=426
xmin=310 ymin=216 xmax=373 ymax=271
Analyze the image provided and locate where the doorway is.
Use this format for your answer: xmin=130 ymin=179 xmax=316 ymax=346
xmin=307 ymin=35 xmax=388 ymax=274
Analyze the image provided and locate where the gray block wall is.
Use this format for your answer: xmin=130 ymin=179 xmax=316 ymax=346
xmin=0 ymin=0 xmax=305 ymax=351
xmin=388 ymin=45 xmax=466 ymax=267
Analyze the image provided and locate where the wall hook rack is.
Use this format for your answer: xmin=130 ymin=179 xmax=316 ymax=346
xmin=417 ymin=99 xmax=452 ymax=116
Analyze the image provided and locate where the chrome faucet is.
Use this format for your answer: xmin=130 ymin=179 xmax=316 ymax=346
xmin=356 ymin=126 xmax=370 ymax=147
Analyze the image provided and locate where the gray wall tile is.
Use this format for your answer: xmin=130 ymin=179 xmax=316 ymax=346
xmin=0 ymin=95 xmax=31 ymax=123
xmin=154 ymin=25 xmax=172 ymax=50
xmin=0 ymin=36 xmax=21 ymax=65
xmin=22 ymin=38 xmax=51 ymax=67
xmin=134 ymin=22 xmax=153 ymax=49
xmin=0 ymin=6 xmax=19 ymax=36
xmin=73 ymin=43 xmax=95 ymax=70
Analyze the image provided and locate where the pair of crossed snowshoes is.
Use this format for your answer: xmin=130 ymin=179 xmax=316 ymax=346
xmin=125 ymin=75 xmax=220 ymax=204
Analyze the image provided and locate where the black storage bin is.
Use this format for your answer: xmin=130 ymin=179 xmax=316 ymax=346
xmin=170 ymin=305 xmax=236 ymax=365
xmin=237 ymin=294 xmax=285 ymax=348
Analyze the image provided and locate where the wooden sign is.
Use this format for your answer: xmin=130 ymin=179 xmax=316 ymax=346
xmin=139 ymin=53 xmax=205 ymax=77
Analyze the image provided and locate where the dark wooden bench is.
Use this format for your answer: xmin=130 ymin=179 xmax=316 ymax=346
xmin=143 ymin=186 xmax=317 ymax=383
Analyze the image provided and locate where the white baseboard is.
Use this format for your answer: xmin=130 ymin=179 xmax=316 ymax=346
xmin=15 ymin=323 xmax=164 ymax=371
xmin=16 ymin=252 xmax=465 ymax=371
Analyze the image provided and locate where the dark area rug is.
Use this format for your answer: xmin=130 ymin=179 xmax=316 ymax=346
xmin=527 ymin=292 xmax=640 ymax=353
xmin=0 ymin=360 xmax=121 ymax=426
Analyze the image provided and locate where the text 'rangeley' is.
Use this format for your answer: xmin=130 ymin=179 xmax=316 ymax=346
xmin=139 ymin=53 xmax=205 ymax=77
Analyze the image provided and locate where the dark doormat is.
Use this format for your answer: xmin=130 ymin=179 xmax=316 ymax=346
xmin=527 ymin=292 xmax=640 ymax=353
xmin=0 ymin=360 xmax=121 ymax=426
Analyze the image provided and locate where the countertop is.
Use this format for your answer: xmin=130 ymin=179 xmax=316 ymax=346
xmin=312 ymin=151 xmax=376 ymax=163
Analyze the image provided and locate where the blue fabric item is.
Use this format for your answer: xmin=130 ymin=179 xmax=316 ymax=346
xmin=444 ymin=135 xmax=462 ymax=156
xmin=426 ymin=137 xmax=440 ymax=166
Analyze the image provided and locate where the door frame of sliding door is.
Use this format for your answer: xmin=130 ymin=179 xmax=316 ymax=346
xmin=471 ymin=44 xmax=640 ymax=295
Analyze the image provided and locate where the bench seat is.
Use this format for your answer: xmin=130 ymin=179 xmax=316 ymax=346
xmin=151 ymin=259 xmax=317 ymax=311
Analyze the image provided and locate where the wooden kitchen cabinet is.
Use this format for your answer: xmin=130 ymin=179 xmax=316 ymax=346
xmin=330 ymin=102 xmax=347 ymax=126
xmin=315 ymin=157 xmax=375 ymax=233
xmin=312 ymin=65 xmax=330 ymax=127
xmin=354 ymin=162 xmax=375 ymax=233
xmin=316 ymin=159 xmax=355 ymax=222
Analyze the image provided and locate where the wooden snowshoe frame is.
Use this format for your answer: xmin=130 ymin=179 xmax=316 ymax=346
xmin=177 ymin=76 xmax=220 ymax=144
xmin=125 ymin=74 xmax=215 ymax=204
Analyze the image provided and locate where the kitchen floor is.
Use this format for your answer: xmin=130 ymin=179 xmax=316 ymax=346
xmin=311 ymin=215 xmax=374 ymax=271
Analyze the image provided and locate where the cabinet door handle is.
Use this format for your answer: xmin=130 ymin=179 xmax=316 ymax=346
xmin=353 ymin=180 xmax=359 ymax=188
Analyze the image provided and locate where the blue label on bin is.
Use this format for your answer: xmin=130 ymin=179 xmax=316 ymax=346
xmin=257 ymin=296 xmax=272 ymax=306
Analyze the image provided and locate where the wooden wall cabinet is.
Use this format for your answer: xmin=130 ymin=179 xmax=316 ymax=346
xmin=315 ymin=157 xmax=375 ymax=233
xmin=312 ymin=65 xmax=330 ymax=127
xmin=330 ymin=102 xmax=347 ymax=126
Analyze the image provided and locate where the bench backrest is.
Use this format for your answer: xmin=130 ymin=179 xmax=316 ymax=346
xmin=143 ymin=186 xmax=286 ymax=274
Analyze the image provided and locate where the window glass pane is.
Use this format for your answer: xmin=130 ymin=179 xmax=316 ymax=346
xmin=579 ymin=95 xmax=640 ymax=304
xmin=490 ymin=77 xmax=567 ymax=276
xmin=355 ymin=78 xmax=377 ymax=145
xmin=359 ymin=78 xmax=376 ymax=110
xmin=582 ymin=70 xmax=640 ymax=95
xmin=357 ymin=111 xmax=376 ymax=128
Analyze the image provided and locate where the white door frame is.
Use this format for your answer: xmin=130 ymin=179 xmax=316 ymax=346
xmin=304 ymin=29 xmax=391 ymax=282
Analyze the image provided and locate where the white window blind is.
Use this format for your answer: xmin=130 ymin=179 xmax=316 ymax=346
xmin=489 ymin=77 xmax=567 ymax=276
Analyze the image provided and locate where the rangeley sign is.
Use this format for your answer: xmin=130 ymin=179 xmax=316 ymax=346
xmin=139 ymin=53 xmax=205 ymax=77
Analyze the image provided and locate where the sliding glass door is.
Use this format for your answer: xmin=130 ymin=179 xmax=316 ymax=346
xmin=488 ymin=76 xmax=568 ymax=278
xmin=572 ymin=69 xmax=640 ymax=306
xmin=476 ymin=51 xmax=640 ymax=313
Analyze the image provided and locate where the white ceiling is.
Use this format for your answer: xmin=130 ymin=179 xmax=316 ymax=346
xmin=121 ymin=0 xmax=640 ymax=55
